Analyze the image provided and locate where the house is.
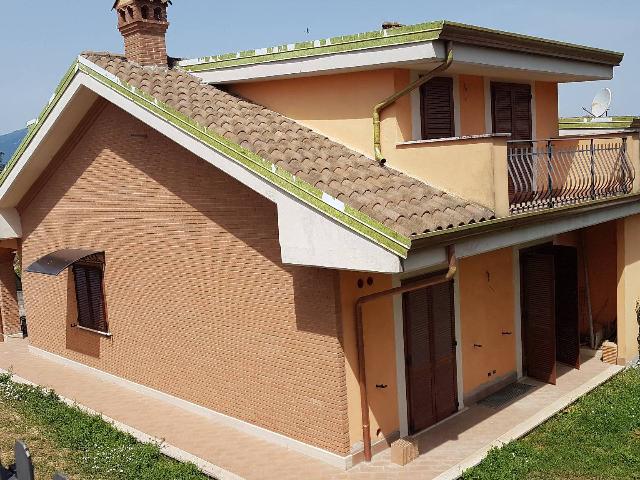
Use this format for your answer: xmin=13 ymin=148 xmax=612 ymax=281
xmin=0 ymin=0 xmax=637 ymax=471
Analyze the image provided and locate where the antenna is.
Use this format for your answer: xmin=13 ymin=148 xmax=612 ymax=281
xmin=582 ymin=88 xmax=612 ymax=118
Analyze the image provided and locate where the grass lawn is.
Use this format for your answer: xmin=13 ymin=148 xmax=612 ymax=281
xmin=0 ymin=373 xmax=210 ymax=480
xmin=463 ymin=366 xmax=640 ymax=479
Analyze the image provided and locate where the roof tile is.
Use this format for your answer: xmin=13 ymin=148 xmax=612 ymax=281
xmin=83 ymin=52 xmax=494 ymax=238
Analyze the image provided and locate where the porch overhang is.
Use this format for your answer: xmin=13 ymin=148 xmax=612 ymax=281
xmin=26 ymin=249 xmax=104 ymax=276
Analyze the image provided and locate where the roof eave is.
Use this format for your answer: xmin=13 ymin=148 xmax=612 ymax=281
xmin=408 ymin=193 xmax=640 ymax=251
xmin=439 ymin=21 xmax=623 ymax=66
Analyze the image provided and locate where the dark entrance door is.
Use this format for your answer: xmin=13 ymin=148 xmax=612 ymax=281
xmin=521 ymin=244 xmax=581 ymax=384
xmin=403 ymin=280 xmax=457 ymax=434
xmin=521 ymin=252 xmax=557 ymax=384
xmin=554 ymin=246 xmax=581 ymax=369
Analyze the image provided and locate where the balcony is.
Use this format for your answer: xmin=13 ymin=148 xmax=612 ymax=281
xmin=393 ymin=132 xmax=639 ymax=219
xmin=508 ymin=137 xmax=635 ymax=214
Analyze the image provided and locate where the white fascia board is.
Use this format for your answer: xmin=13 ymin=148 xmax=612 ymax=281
xmin=454 ymin=200 xmax=640 ymax=259
xmin=278 ymin=200 xmax=401 ymax=272
xmin=191 ymin=42 xmax=442 ymax=84
xmin=452 ymin=44 xmax=614 ymax=82
xmin=13 ymin=72 xmax=400 ymax=273
xmin=0 ymin=209 xmax=22 ymax=239
xmin=0 ymin=76 xmax=93 ymax=206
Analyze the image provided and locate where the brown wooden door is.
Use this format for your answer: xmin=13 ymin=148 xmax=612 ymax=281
xmin=521 ymin=252 xmax=557 ymax=385
xmin=492 ymin=82 xmax=533 ymax=203
xmin=403 ymin=281 xmax=457 ymax=434
xmin=553 ymin=246 xmax=581 ymax=369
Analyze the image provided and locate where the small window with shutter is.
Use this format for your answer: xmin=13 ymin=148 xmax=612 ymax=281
xmin=420 ymin=76 xmax=455 ymax=140
xmin=73 ymin=260 xmax=108 ymax=334
xmin=491 ymin=82 xmax=532 ymax=141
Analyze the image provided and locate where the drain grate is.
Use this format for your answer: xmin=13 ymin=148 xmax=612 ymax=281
xmin=478 ymin=382 xmax=535 ymax=409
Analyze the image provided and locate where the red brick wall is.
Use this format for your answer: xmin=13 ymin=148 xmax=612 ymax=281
xmin=20 ymin=101 xmax=351 ymax=455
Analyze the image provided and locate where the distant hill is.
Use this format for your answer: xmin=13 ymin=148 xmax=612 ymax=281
xmin=0 ymin=128 xmax=28 ymax=167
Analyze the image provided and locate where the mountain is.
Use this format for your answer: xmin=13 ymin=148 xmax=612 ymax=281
xmin=0 ymin=128 xmax=28 ymax=167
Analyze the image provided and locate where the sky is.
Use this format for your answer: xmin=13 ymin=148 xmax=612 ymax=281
xmin=0 ymin=0 xmax=638 ymax=134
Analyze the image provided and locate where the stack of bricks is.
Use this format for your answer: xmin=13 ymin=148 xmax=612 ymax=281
xmin=390 ymin=438 xmax=419 ymax=466
xmin=601 ymin=341 xmax=618 ymax=365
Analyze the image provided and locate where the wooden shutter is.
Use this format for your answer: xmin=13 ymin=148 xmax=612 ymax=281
xmin=403 ymin=288 xmax=436 ymax=433
xmin=420 ymin=77 xmax=455 ymax=140
xmin=491 ymin=82 xmax=532 ymax=141
xmin=73 ymin=264 xmax=107 ymax=332
xmin=553 ymin=246 xmax=580 ymax=369
xmin=430 ymin=281 xmax=458 ymax=422
xmin=521 ymin=252 xmax=557 ymax=384
xmin=403 ymin=279 xmax=457 ymax=434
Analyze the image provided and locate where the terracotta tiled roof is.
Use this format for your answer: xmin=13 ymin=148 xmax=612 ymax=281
xmin=82 ymin=52 xmax=494 ymax=238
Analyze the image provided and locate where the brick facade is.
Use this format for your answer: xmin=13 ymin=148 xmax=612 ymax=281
xmin=0 ymin=249 xmax=20 ymax=337
xmin=19 ymin=101 xmax=351 ymax=455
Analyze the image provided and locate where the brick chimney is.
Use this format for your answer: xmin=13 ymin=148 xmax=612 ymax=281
xmin=113 ymin=0 xmax=171 ymax=66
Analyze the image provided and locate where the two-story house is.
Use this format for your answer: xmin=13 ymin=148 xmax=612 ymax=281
xmin=0 ymin=0 xmax=637 ymax=471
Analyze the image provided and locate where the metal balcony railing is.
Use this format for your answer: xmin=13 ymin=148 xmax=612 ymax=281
xmin=507 ymin=137 xmax=635 ymax=214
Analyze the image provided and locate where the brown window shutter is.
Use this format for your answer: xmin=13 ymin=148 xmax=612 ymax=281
xmin=491 ymin=82 xmax=532 ymax=141
xmin=420 ymin=77 xmax=455 ymax=140
xmin=73 ymin=264 xmax=107 ymax=332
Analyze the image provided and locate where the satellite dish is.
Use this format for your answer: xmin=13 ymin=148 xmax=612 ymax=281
xmin=591 ymin=88 xmax=612 ymax=117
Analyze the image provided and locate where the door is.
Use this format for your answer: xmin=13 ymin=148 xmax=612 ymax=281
xmin=521 ymin=252 xmax=557 ymax=384
xmin=554 ymin=246 xmax=581 ymax=369
xmin=492 ymin=82 xmax=533 ymax=203
xmin=403 ymin=280 xmax=457 ymax=434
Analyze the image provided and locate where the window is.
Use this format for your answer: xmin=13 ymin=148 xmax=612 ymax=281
xmin=420 ymin=76 xmax=455 ymax=140
xmin=141 ymin=5 xmax=149 ymax=19
xmin=73 ymin=262 xmax=108 ymax=333
xmin=491 ymin=82 xmax=532 ymax=141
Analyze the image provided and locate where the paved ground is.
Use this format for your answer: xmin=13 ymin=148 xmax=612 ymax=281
xmin=0 ymin=341 xmax=622 ymax=480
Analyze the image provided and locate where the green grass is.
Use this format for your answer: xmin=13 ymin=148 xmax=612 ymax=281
xmin=0 ymin=373 xmax=211 ymax=480
xmin=463 ymin=367 xmax=640 ymax=480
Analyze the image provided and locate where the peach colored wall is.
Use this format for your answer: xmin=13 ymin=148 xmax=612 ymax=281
xmin=535 ymin=81 xmax=559 ymax=139
xmin=339 ymin=271 xmax=399 ymax=448
xmin=459 ymin=75 xmax=486 ymax=136
xmin=459 ymin=248 xmax=516 ymax=396
xmin=230 ymin=69 xmax=397 ymax=158
xmin=617 ymin=215 xmax=640 ymax=363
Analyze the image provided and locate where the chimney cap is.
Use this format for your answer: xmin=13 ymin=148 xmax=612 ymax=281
xmin=112 ymin=0 xmax=171 ymax=10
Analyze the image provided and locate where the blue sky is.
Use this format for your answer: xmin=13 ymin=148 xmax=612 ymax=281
xmin=0 ymin=0 xmax=638 ymax=134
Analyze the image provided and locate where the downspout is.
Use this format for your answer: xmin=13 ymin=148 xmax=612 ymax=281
xmin=373 ymin=41 xmax=454 ymax=164
xmin=355 ymin=246 xmax=457 ymax=462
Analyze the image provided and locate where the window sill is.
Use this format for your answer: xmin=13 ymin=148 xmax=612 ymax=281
xmin=73 ymin=325 xmax=113 ymax=338
xmin=397 ymin=133 xmax=511 ymax=147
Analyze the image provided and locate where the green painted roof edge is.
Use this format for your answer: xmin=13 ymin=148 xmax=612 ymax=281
xmin=178 ymin=21 xmax=444 ymax=72
xmin=559 ymin=116 xmax=639 ymax=129
xmin=1 ymin=58 xmax=411 ymax=258
xmin=178 ymin=19 xmax=623 ymax=73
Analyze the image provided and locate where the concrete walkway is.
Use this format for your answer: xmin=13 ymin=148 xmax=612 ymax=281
xmin=0 ymin=341 xmax=623 ymax=480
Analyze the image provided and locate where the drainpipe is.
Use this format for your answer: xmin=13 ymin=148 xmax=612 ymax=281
xmin=355 ymin=246 xmax=458 ymax=462
xmin=373 ymin=41 xmax=454 ymax=164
